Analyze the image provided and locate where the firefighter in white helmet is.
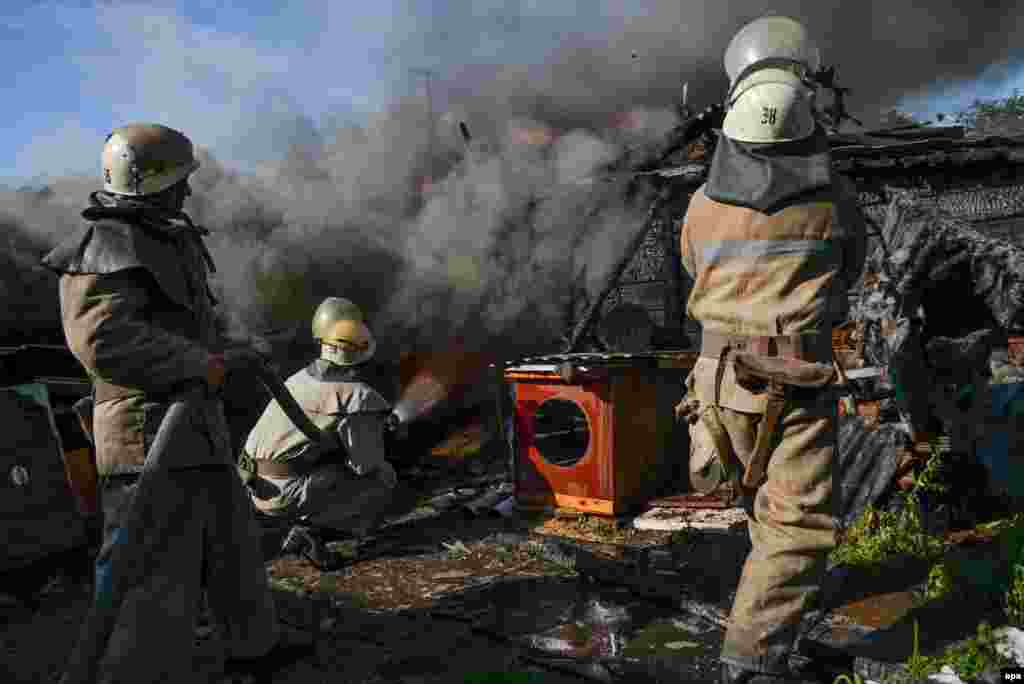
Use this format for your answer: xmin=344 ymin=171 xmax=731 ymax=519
xmin=44 ymin=123 xmax=311 ymax=683
xmin=679 ymin=17 xmax=867 ymax=684
xmin=243 ymin=297 xmax=398 ymax=571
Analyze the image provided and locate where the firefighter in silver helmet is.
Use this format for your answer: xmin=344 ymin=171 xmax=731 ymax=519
xmin=243 ymin=297 xmax=398 ymax=571
xmin=679 ymin=17 xmax=867 ymax=684
xmin=43 ymin=123 xmax=311 ymax=683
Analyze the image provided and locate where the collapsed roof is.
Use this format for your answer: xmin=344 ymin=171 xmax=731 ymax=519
xmin=570 ymin=121 xmax=1024 ymax=352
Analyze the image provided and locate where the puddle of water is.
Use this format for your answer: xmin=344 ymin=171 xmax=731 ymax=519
xmin=622 ymin=620 xmax=706 ymax=657
xmin=432 ymin=574 xmax=723 ymax=676
xmin=526 ymin=582 xmax=717 ymax=664
xmin=530 ymin=621 xmax=619 ymax=659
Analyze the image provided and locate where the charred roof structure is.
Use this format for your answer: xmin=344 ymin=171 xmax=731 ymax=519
xmin=552 ymin=116 xmax=1024 ymax=523
xmin=569 ymin=121 xmax=1024 ymax=353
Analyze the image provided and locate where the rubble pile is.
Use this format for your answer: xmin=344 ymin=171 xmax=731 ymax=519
xmin=837 ymin=190 xmax=1024 ymax=522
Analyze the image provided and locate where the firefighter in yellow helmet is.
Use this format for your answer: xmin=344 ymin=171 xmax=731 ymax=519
xmin=44 ymin=123 xmax=311 ymax=683
xmin=244 ymin=297 xmax=398 ymax=570
xmin=679 ymin=17 xmax=867 ymax=684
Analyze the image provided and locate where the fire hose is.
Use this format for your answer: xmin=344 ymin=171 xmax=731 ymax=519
xmin=59 ymin=348 xmax=355 ymax=684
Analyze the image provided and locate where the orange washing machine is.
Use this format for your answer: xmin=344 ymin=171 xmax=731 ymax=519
xmin=504 ymin=352 xmax=696 ymax=515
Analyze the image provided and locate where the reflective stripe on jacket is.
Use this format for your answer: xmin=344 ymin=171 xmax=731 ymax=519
xmin=681 ymin=178 xmax=866 ymax=412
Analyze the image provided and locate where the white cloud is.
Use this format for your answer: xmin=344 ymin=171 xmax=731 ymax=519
xmin=19 ymin=1 xmax=375 ymax=173
xmin=14 ymin=119 xmax=106 ymax=179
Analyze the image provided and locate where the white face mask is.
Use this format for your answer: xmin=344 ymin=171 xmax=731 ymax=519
xmin=321 ymin=341 xmax=363 ymax=366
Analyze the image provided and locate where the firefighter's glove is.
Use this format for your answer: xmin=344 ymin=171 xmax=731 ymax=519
xmin=675 ymin=397 xmax=702 ymax=425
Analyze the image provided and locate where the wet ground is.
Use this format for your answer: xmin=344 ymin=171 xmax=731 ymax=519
xmin=2 ymin=454 xmax=1018 ymax=683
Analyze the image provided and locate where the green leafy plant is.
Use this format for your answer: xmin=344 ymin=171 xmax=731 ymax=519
xmin=442 ymin=539 xmax=471 ymax=560
xmin=831 ymin=442 xmax=948 ymax=567
xmin=669 ymin=526 xmax=694 ymax=548
xmin=891 ymin=620 xmax=1013 ymax=684
xmin=832 ymin=674 xmax=865 ymax=684
xmin=575 ymin=514 xmax=617 ymax=539
xmin=523 ymin=541 xmax=577 ymax=576
xmin=949 ymin=89 xmax=1024 ymax=133
xmin=924 ymin=561 xmax=955 ymax=602
xmin=902 ymin=620 xmax=936 ymax=682
xmin=1004 ymin=562 xmax=1024 ymax=626
xmin=493 ymin=545 xmax=516 ymax=562
xmin=464 ymin=673 xmax=545 ymax=684
xmin=830 ymin=500 xmax=945 ymax=568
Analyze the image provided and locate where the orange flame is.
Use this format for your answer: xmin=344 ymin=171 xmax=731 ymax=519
xmin=394 ymin=342 xmax=496 ymax=423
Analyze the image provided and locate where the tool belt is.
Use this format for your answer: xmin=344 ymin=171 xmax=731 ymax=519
xmin=700 ymin=330 xmax=833 ymax=364
xmin=253 ymin=459 xmax=316 ymax=479
xmin=731 ymin=352 xmax=837 ymax=490
xmin=685 ymin=331 xmax=838 ymax=495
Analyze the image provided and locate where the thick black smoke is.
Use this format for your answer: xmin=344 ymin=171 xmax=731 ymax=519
xmin=433 ymin=1 xmax=1024 ymax=130
xmin=2 ymin=1 xmax=1022 ymax=357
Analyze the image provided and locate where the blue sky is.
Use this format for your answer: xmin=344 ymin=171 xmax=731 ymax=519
xmin=0 ymin=1 xmax=1022 ymax=185
xmin=0 ymin=0 xmax=609 ymax=182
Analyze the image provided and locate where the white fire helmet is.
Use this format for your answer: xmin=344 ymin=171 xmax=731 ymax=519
xmin=721 ymin=16 xmax=822 ymax=143
xmin=721 ymin=67 xmax=818 ymax=143
xmin=101 ymin=123 xmax=200 ymax=196
xmin=723 ymin=15 xmax=821 ymax=87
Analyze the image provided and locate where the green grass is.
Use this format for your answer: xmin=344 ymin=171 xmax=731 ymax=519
xmin=827 ymin=445 xmax=1023 ymax=681
xmin=269 ymin=576 xmax=308 ymax=595
xmin=522 ymin=541 xmax=577 ymax=576
xmin=832 ymin=675 xmax=867 ymax=684
xmin=442 ymin=540 xmax=471 ymax=560
xmin=574 ymin=514 xmax=618 ymax=539
xmin=1006 ymin=562 xmax=1024 ymax=626
xmin=831 ymin=442 xmax=949 ymax=568
xmin=669 ymin=526 xmax=695 ymax=549
xmin=464 ymin=673 xmax=546 ymax=684
xmin=492 ymin=545 xmax=516 ymax=562
xmin=924 ymin=561 xmax=955 ymax=602
xmin=888 ymin=620 xmax=1013 ymax=684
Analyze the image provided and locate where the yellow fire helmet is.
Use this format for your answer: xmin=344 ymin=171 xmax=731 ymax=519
xmin=311 ymin=297 xmax=376 ymax=366
xmin=101 ymin=123 xmax=200 ymax=196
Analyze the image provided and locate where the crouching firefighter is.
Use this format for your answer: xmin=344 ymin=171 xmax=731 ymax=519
xmin=43 ymin=123 xmax=312 ymax=684
xmin=242 ymin=297 xmax=399 ymax=571
xmin=677 ymin=16 xmax=867 ymax=684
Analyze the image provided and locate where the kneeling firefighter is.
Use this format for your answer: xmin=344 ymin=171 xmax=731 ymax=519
xmin=678 ymin=16 xmax=867 ymax=684
xmin=243 ymin=297 xmax=399 ymax=571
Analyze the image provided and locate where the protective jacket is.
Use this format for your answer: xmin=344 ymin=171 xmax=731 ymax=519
xmin=681 ymin=128 xmax=867 ymax=675
xmin=244 ymin=360 xmax=393 ymax=524
xmin=41 ymin=193 xmax=228 ymax=476
xmin=681 ymin=130 xmax=866 ymax=412
xmin=245 ymin=360 xmax=390 ymax=472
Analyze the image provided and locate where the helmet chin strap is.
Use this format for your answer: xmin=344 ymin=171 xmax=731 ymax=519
xmin=726 ymin=57 xmax=819 ymax=109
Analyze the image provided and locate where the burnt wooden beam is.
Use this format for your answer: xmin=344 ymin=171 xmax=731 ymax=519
xmin=564 ymin=186 xmax=673 ymax=354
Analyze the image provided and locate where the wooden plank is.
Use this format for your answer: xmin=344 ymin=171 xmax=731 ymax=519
xmin=649 ymin=493 xmax=731 ymax=509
